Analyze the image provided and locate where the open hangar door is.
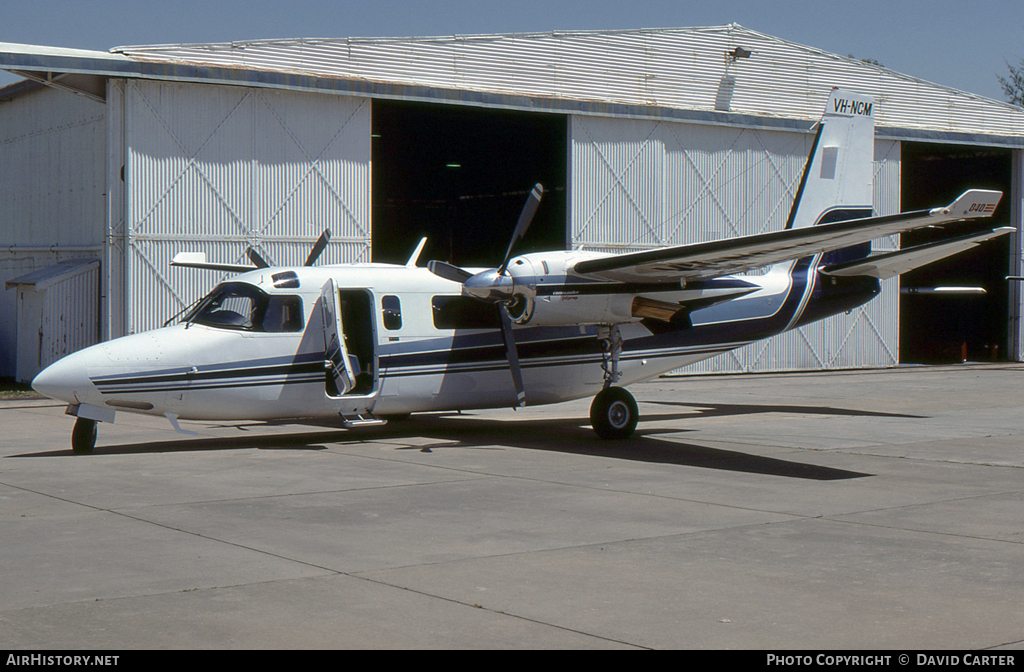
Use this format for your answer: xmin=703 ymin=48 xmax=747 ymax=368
xmin=371 ymin=100 xmax=567 ymax=266
xmin=900 ymin=143 xmax=1012 ymax=364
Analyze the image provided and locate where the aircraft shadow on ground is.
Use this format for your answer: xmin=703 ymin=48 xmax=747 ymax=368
xmin=643 ymin=400 xmax=924 ymax=420
xmin=11 ymin=399 xmax=891 ymax=480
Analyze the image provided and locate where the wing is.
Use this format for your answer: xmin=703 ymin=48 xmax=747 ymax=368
xmin=171 ymin=252 xmax=256 ymax=273
xmin=571 ymin=190 xmax=1003 ymax=283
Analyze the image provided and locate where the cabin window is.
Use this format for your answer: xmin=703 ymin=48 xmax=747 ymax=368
xmin=263 ymin=295 xmax=304 ymax=332
xmin=382 ymin=295 xmax=402 ymax=330
xmin=271 ymin=271 xmax=300 ymax=289
xmin=431 ymin=295 xmax=501 ymax=330
xmin=185 ymin=282 xmax=303 ymax=333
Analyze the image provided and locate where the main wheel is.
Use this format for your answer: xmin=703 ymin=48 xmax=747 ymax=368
xmin=71 ymin=418 xmax=97 ymax=455
xmin=590 ymin=387 xmax=639 ymax=440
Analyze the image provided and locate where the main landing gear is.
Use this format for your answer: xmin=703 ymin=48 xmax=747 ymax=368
xmin=71 ymin=417 xmax=97 ymax=455
xmin=590 ymin=386 xmax=638 ymax=440
xmin=590 ymin=324 xmax=639 ymax=440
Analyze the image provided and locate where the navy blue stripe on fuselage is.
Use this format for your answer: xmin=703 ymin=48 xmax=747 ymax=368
xmin=378 ymin=331 xmax=738 ymax=379
xmin=92 ymin=353 xmax=325 ymax=395
xmin=89 ymin=329 xmax=735 ymax=395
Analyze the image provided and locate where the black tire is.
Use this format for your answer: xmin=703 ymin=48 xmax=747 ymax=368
xmin=71 ymin=418 xmax=97 ymax=455
xmin=590 ymin=387 xmax=639 ymax=440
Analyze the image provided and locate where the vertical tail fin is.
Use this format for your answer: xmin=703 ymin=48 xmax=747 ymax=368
xmin=786 ymin=89 xmax=876 ymax=231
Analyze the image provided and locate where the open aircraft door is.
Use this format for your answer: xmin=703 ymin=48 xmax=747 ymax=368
xmin=320 ymin=280 xmax=385 ymax=426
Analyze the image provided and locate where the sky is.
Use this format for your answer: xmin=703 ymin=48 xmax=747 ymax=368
xmin=1 ymin=0 xmax=1023 ymax=102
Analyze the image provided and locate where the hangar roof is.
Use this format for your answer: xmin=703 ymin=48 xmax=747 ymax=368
xmin=2 ymin=25 xmax=1023 ymax=146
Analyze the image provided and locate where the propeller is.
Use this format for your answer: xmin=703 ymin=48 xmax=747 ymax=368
xmin=426 ymin=260 xmax=473 ymax=283
xmin=498 ymin=183 xmax=544 ymax=275
xmin=243 ymin=230 xmax=331 ymax=269
xmin=499 ymin=305 xmax=526 ymax=408
xmin=304 ymin=230 xmax=332 ymax=266
xmin=247 ymin=248 xmax=271 ymax=269
xmin=426 ymin=183 xmax=544 ymax=407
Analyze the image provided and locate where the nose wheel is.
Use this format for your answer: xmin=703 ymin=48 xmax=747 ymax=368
xmin=71 ymin=418 xmax=97 ymax=455
xmin=590 ymin=387 xmax=638 ymax=440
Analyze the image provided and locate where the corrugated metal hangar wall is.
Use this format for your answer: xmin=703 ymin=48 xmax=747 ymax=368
xmin=1 ymin=78 xmax=904 ymax=378
xmin=106 ymin=80 xmax=371 ymax=338
xmin=570 ymin=116 xmax=901 ymax=373
xmin=2 ymin=25 xmax=1024 ymax=381
xmin=107 ymin=80 xmax=904 ymax=373
xmin=0 ymin=84 xmax=106 ymax=378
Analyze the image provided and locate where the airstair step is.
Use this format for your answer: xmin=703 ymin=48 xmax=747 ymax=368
xmin=339 ymin=412 xmax=387 ymax=428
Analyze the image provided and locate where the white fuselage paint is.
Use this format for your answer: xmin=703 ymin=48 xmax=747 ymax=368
xmin=32 ymin=260 xmax=810 ymax=423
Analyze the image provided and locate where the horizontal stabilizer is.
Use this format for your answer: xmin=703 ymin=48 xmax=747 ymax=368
xmin=171 ymin=252 xmax=255 ymax=273
xmin=901 ymin=286 xmax=987 ymax=295
xmin=821 ymin=227 xmax=1013 ymax=280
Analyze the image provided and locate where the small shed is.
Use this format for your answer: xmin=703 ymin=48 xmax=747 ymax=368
xmin=5 ymin=259 xmax=100 ymax=382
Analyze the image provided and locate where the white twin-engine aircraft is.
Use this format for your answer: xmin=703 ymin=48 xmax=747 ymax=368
xmin=33 ymin=89 xmax=1008 ymax=453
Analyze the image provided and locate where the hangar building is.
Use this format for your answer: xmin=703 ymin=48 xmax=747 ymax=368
xmin=2 ymin=24 xmax=1024 ymax=381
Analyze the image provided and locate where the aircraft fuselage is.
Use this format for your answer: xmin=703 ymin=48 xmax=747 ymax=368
xmin=32 ymin=258 xmax=878 ymax=424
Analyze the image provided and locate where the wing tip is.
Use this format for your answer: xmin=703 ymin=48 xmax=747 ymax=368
xmin=937 ymin=189 xmax=1003 ymax=218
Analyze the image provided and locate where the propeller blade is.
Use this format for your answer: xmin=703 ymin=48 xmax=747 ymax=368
xmin=427 ymin=260 xmax=473 ymax=283
xmin=499 ymin=306 xmax=526 ymax=408
xmin=247 ymin=248 xmax=270 ymax=269
xmin=304 ymin=230 xmax=331 ymax=266
xmin=498 ymin=183 xmax=543 ymax=276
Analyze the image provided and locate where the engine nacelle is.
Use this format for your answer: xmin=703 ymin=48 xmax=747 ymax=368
xmin=504 ymin=251 xmax=685 ymax=327
xmin=513 ymin=292 xmax=637 ymax=327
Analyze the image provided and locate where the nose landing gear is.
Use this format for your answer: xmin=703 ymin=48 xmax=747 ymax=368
xmin=71 ymin=418 xmax=97 ymax=455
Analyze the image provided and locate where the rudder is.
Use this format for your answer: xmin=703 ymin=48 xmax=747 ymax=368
xmin=786 ymin=89 xmax=876 ymax=232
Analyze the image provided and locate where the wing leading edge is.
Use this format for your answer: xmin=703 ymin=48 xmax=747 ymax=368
xmin=571 ymin=189 xmax=1004 ymax=284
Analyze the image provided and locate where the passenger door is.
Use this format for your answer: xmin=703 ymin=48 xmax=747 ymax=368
xmin=319 ymin=278 xmax=383 ymax=423
xmin=320 ymin=279 xmax=358 ymax=397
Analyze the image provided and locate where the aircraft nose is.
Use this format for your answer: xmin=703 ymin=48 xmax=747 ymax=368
xmin=32 ymin=350 xmax=93 ymax=404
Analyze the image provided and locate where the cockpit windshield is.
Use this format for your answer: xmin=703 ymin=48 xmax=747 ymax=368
xmin=183 ymin=282 xmax=304 ymax=332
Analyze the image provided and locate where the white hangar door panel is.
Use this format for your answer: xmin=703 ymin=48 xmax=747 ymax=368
xmin=119 ymin=80 xmax=371 ymax=334
xmin=570 ymin=115 xmax=899 ymax=372
xmin=570 ymin=116 xmax=665 ymax=252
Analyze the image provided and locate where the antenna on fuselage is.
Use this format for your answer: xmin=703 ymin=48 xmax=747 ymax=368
xmin=406 ymin=237 xmax=428 ymax=268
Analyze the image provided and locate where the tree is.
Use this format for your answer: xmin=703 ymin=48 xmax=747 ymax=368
xmin=998 ymin=60 xmax=1024 ymax=106
xmin=847 ymin=54 xmax=884 ymax=67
